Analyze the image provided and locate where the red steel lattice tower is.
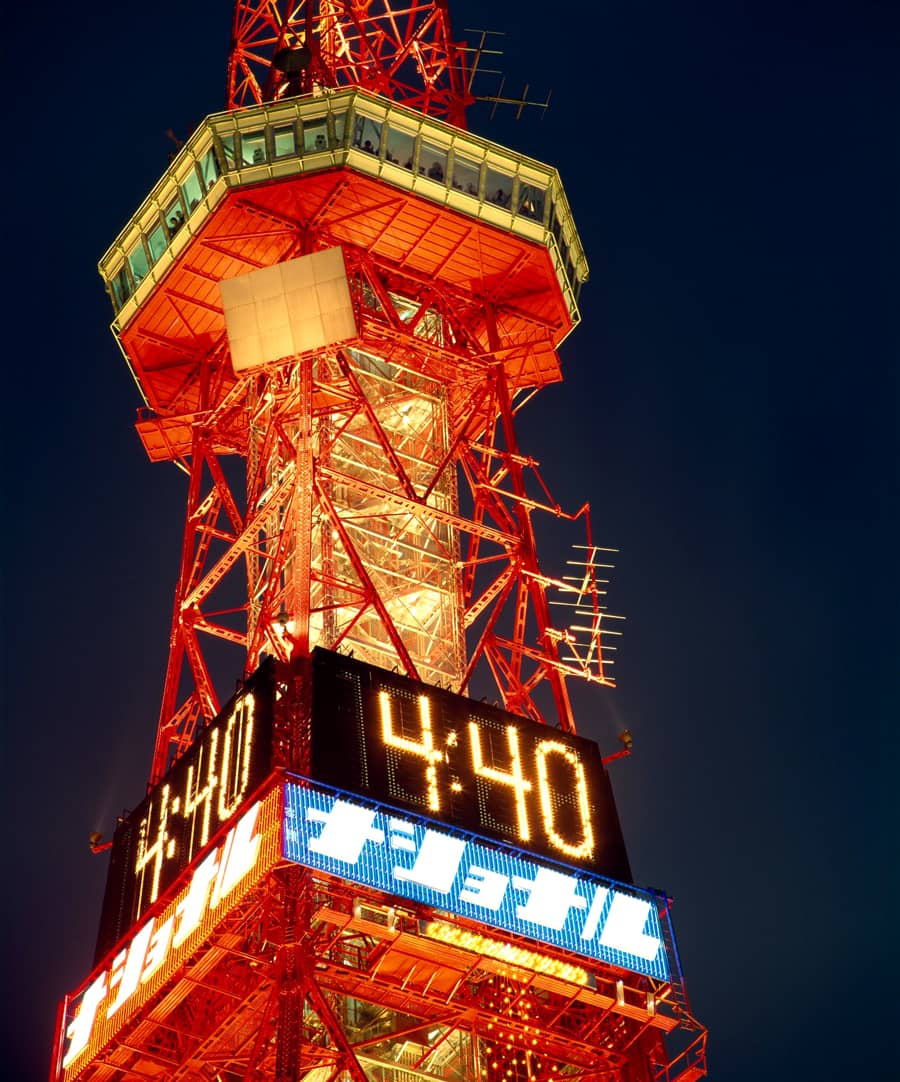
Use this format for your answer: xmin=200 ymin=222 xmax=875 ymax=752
xmin=52 ymin=3 xmax=707 ymax=1081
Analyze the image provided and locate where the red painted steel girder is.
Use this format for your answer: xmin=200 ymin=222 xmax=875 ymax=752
xmin=55 ymin=856 xmax=704 ymax=1081
xmin=227 ymin=0 xmax=472 ymax=126
xmin=122 ymin=169 xmax=568 ymax=433
xmin=148 ymin=329 xmax=613 ymax=781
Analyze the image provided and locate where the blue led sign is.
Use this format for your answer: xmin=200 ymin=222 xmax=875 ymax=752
xmin=282 ymin=779 xmax=671 ymax=981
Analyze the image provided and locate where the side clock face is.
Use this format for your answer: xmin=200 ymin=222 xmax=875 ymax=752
xmin=94 ymin=665 xmax=274 ymax=962
xmin=310 ymin=649 xmax=632 ymax=882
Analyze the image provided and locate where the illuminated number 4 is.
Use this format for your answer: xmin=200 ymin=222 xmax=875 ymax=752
xmin=380 ymin=692 xmax=442 ymax=811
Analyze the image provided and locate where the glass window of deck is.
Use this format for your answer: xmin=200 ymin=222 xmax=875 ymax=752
xmin=517 ymin=182 xmax=545 ymax=222
xmin=485 ymin=166 xmax=512 ymax=209
xmin=147 ymin=221 xmax=167 ymax=262
xmin=352 ymin=115 xmax=382 ymax=156
xmin=128 ymin=241 xmax=149 ymax=286
xmin=111 ymin=265 xmax=132 ymax=307
xmin=418 ymin=142 xmax=447 ymax=182
xmin=165 ymin=194 xmax=186 ymax=237
xmin=451 ymin=154 xmax=480 ymax=196
xmin=302 ymin=116 xmax=328 ymax=153
xmin=241 ymin=130 xmax=267 ymax=165
xmin=200 ymin=148 xmax=220 ymax=190
xmin=180 ymin=168 xmax=203 ymax=212
xmin=385 ymin=126 xmax=415 ymax=169
xmin=273 ymin=125 xmax=296 ymax=158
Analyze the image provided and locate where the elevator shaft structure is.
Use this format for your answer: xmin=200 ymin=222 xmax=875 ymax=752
xmin=51 ymin=3 xmax=706 ymax=1081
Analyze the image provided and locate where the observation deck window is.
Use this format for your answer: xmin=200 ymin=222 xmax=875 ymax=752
xmin=164 ymin=194 xmax=186 ymax=238
xmin=418 ymin=142 xmax=447 ymax=182
xmin=200 ymin=148 xmax=220 ymax=189
xmin=147 ymin=221 xmax=167 ymax=262
xmin=485 ymin=165 xmax=512 ymax=209
xmin=220 ymin=134 xmax=237 ymax=169
xmin=273 ymin=124 xmax=296 ymax=158
xmin=352 ymin=115 xmax=382 ymax=156
xmin=451 ymin=154 xmax=480 ymax=196
xmin=241 ymin=130 xmax=267 ymax=165
xmin=111 ymin=265 xmax=132 ymax=308
xmin=180 ymin=168 xmax=204 ymax=212
xmin=128 ymin=241 xmax=149 ymax=287
xmin=385 ymin=126 xmax=415 ymax=169
xmin=332 ymin=111 xmax=347 ymax=146
xmin=302 ymin=116 xmax=328 ymax=153
xmin=517 ymin=182 xmax=545 ymax=223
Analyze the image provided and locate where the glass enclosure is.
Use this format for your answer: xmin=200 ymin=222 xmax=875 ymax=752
xmin=100 ymin=89 xmax=586 ymax=323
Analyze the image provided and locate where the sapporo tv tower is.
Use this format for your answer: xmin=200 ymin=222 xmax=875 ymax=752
xmin=52 ymin=2 xmax=707 ymax=1080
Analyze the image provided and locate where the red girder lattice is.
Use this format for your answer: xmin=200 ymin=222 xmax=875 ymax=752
xmin=151 ymin=248 xmax=614 ymax=781
xmin=227 ymin=0 xmax=472 ymax=126
xmin=62 ymin=861 xmax=706 ymax=1081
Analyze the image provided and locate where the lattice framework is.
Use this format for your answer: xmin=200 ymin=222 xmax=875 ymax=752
xmin=228 ymin=0 xmax=472 ymax=126
xmin=152 ymin=247 xmax=613 ymax=781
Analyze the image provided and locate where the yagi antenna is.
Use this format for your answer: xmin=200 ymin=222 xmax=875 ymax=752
xmin=462 ymin=29 xmax=552 ymax=119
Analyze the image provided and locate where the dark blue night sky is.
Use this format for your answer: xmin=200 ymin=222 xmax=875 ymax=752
xmin=4 ymin=2 xmax=898 ymax=1079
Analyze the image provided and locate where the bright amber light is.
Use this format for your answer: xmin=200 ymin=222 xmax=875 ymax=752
xmin=380 ymin=691 xmax=442 ymax=810
xmin=535 ymin=740 xmax=594 ymax=860
xmin=59 ymin=787 xmax=282 ymax=1081
xmin=132 ymin=693 xmax=258 ymax=916
xmin=422 ymin=920 xmax=589 ymax=986
xmin=469 ymin=723 xmax=532 ymax=840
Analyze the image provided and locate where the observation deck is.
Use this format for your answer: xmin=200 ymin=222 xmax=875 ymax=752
xmin=98 ymin=88 xmax=588 ymax=455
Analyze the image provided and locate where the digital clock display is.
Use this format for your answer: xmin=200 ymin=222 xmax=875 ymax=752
xmin=310 ymin=650 xmax=631 ymax=882
xmin=95 ymin=651 xmax=629 ymax=962
xmin=94 ymin=664 xmax=274 ymax=961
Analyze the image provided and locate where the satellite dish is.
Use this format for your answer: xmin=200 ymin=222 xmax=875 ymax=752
xmin=273 ymin=45 xmax=312 ymax=74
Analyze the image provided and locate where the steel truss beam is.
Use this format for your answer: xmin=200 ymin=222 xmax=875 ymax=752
xmin=227 ymin=1 xmax=472 ymax=126
xmin=150 ymin=256 xmax=612 ymax=781
xmin=74 ymin=869 xmax=704 ymax=1082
